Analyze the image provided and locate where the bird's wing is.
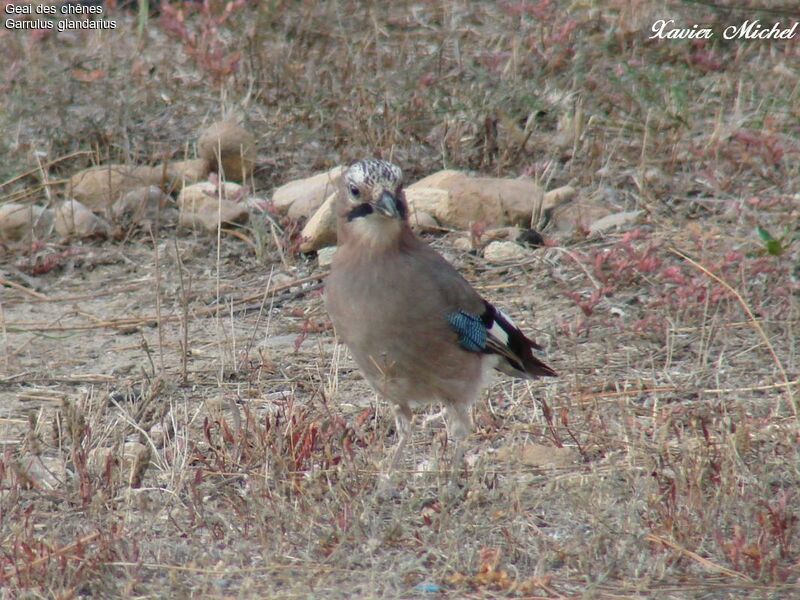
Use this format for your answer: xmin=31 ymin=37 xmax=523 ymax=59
xmin=409 ymin=240 xmax=556 ymax=379
xmin=447 ymin=302 xmax=556 ymax=379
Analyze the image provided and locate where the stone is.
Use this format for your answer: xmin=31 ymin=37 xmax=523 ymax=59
xmin=452 ymin=237 xmax=473 ymax=252
xmin=408 ymin=209 xmax=439 ymax=232
xmin=197 ymin=120 xmax=257 ymax=182
xmin=165 ymin=158 xmax=211 ymax=187
xmin=17 ymin=456 xmax=64 ymax=490
xmin=409 ymin=169 xmax=463 ymax=189
xmin=54 ymin=200 xmax=112 ymax=238
xmin=493 ymin=177 xmax=547 ymax=225
xmin=428 ymin=175 xmax=504 ymax=228
xmin=542 ymin=185 xmax=576 ymax=209
xmin=110 ymin=186 xmax=170 ymax=225
xmin=299 ymin=192 xmax=336 ymax=252
xmin=483 ymin=240 xmax=529 ymax=262
xmin=87 ymin=441 xmax=150 ymax=487
xmin=588 ymin=210 xmax=644 ymax=236
xmin=410 ymin=170 xmax=546 ymax=229
xmin=317 ymin=246 xmax=337 ymax=267
xmin=406 ymin=187 xmax=449 ymax=219
xmin=178 ymin=181 xmax=249 ymax=232
xmin=496 ymin=443 xmax=578 ymax=468
xmin=272 ymin=166 xmax=343 ymax=220
xmin=549 ymin=198 xmax=611 ymax=235
xmin=484 ymin=226 xmax=523 ymax=242
xmin=0 ymin=203 xmax=53 ymax=241
xmin=67 ymin=165 xmax=165 ymax=211
xmin=298 ymin=171 xmax=563 ymax=250
xmin=299 ymin=188 xmax=444 ymax=251
xmin=536 ymin=185 xmax=576 ymax=228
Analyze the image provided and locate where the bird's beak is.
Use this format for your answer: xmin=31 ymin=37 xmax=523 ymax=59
xmin=374 ymin=190 xmax=401 ymax=219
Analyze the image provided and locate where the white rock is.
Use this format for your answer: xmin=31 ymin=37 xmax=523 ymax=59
xmin=299 ymin=192 xmax=336 ymax=252
xmin=452 ymin=237 xmax=473 ymax=252
xmin=18 ymin=456 xmax=64 ymax=489
xmin=420 ymin=173 xmax=504 ymax=228
xmin=317 ymin=245 xmax=337 ymax=267
xmin=406 ymin=187 xmax=450 ymax=216
xmin=272 ymin=166 xmax=343 ymax=220
xmin=484 ymin=226 xmax=522 ymax=242
xmin=87 ymin=441 xmax=149 ymax=486
xmin=588 ymin=210 xmax=644 ymax=235
xmin=298 ymin=173 xmax=552 ymax=250
xmin=110 ymin=185 xmax=169 ymax=224
xmin=165 ymin=158 xmax=210 ymax=187
xmin=67 ymin=165 xmax=165 ymax=211
xmin=410 ymin=170 xmax=547 ymax=229
xmin=409 ymin=169 xmax=463 ymax=189
xmin=548 ymin=194 xmax=611 ymax=234
xmin=54 ymin=199 xmax=111 ymax=238
xmin=177 ymin=181 xmax=249 ymax=231
xmin=483 ymin=240 xmax=529 ymax=262
xmin=408 ymin=209 xmax=439 ymax=232
xmin=0 ymin=203 xmax=53 ymax=241
xmin=197 ymin=120 xmax=257 ymax=181
xmin=542 ymin=185 xmax=576 ymax=210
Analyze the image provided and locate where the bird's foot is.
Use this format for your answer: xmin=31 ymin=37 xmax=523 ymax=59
xmin=375 ymin=472 xmax=396 ymax=498
xmin=421 ymin=408 xmax=446 ymax=429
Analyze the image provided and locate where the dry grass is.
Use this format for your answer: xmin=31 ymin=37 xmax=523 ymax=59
xmin=1 ymin=0 xmax=799 ymax=597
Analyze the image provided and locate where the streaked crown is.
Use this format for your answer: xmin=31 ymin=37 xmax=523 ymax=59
xmin=345 ymin=159 xmax=403 ymax=193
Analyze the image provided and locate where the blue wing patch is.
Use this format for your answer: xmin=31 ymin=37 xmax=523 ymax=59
xmin=447 ymin=311 xmax=487 ymax=353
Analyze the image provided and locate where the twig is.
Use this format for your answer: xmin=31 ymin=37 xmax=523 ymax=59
xmin=4 ymin=273 xmax=329 ymax=332
xmin=233 ymin=280 xmax=325 ymax=314
xmin=0 ymin=301 xmax=7 ymax=371
xmin=0 ymin=276 xmax=49 ymax=300
xmin=149 ymin=226 xmax=165 ymax=371
xmin=215 ymin=165 xmax=226 ymax=381
xmin=537 ymin=394 xmax=563 ymax=448
xmin=703 ymin=381 xmax=798 ymax=394
xmin=241 ymin=265 xmax=275 ymax=370
xmin=203 ymin=272 xmax=328 ymax=307
xmin=547 ymin=246 xmax=604 ymax=290
xmin=23 ymin=280 xmax=152 ymax=304
xmin=174 ymin=238 xmax=191 ymax=385
xmin=7 ymin=531 xmax=101 ymax=576
xmin=670 ymin=247 xmax=796 ymax=418
xmin=0 ymin=150 xmax=92 ymax=190
xmin=645 ymin=533 xmax=752 ymax=582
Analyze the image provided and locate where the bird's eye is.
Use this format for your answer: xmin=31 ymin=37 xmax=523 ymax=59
xmin=349 ymin=185 xmax=360 ymax=197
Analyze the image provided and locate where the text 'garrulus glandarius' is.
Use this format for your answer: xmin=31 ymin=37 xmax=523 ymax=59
xmin=325 ymin=159 xmax=556 ymax=470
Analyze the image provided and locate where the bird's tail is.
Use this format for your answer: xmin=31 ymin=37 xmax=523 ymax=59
xmin=483 ymin=302 xmax=557 ymax=379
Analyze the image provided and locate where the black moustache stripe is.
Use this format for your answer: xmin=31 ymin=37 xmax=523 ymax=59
xmin=395 ymin=198 xmax=408 ymax=220
xmin=346 ymin=203 xmax=374 ymax=221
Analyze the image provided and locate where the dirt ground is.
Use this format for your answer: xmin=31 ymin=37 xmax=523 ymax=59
xmin=1 ymin=1 xmax=799 ymax=598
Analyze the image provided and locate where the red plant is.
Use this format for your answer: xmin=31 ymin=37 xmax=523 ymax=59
xmin=159 ymin=0 xmax=250 ymax=83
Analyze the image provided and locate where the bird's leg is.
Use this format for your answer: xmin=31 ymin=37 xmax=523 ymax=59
xmin=387 ymin=403 xmax=413 ymax=472
xmin=443 ymin=402 xmax=472 ymax=476
xmin=421 ymin=408 xmax=446 ymax=429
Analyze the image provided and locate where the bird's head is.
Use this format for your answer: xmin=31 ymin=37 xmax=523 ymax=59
xmin=335 ymin=159 xmax=408 ymax=248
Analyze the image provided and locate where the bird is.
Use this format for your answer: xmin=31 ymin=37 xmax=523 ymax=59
xmin=325 ymin=158 xmax=556 ymax=470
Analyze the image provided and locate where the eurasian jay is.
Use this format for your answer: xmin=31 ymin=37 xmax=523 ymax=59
xmin=325 ymin=159 xmax=556 ymax=469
